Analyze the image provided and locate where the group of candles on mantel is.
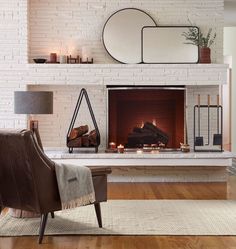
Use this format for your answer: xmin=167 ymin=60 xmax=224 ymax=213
xmin=48 ymin=46 xmax=93 ymax=64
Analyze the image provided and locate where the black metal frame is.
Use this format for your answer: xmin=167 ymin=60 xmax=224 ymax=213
xmin=193 ymin=105 xmax=223 ymax=152
xmin=102 ymin=8 xmax=157 ymax=64
xmin=66 ymin=88 xmax=100 ymax=153
xmin=141 ymin=26 xmax=200 ymax=64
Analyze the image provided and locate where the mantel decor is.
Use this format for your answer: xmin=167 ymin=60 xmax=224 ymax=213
xmin=182 ymin=27 xmax=216 ymax=63
xmin=66 ymin=88 xmax=100 ymax=153
xmin=141 ymin=26 xmax=199 ymax=64
xmin=102 ymin=8 xmax=200 ymax=64
xmin=102 ymin=8 xmax=157 ymax=64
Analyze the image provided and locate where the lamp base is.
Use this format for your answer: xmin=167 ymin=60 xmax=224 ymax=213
xmin=29 ymin=120 xmax=43 ymax=150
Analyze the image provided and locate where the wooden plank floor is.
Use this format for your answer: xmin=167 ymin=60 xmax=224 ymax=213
xmin=1 ymin=175 xmax=236 ymax=249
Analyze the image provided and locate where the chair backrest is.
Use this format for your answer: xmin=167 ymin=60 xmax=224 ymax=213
xmin=0 ymin=130 xmax=61 ymax=213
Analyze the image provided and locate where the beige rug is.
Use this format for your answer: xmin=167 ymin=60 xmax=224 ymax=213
xmin=1 ymin=200 xmax=236 ymax=236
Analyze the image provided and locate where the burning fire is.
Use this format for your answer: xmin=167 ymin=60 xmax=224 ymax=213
xmin=140 ymin=119 xmax=157 ymax=128
xmin=140 ymin=121 xmax=144 ymax=128
xmin=152 ymin=119 xmax=157 ymax=127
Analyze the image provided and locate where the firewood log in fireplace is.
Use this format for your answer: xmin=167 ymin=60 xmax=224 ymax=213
xmin=128 ymin=133 xmax=158 ymax=146
xmin=68 ymin=125 xmax=88 ymax=140
xmin=143 ymin=122 xmax=169 ymax=145
xmin=127 ymin=122 xmax=169 ymax=147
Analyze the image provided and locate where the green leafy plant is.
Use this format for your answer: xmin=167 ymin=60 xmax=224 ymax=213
xmin=182 ymin=27 xmax=216 ymax=48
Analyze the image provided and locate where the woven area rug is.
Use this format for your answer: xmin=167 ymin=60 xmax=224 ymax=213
xmin=1 ymin=200 xmax=236 ymax=236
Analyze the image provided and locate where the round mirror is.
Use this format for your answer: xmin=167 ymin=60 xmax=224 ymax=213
xmin=102 ymin=8 xmax=157 ymax=64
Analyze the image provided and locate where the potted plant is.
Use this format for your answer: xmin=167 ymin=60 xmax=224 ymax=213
xmin=182 ymin=27 xmax=216 ymax=63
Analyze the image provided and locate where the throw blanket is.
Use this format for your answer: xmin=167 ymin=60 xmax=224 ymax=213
xmin=55 ymin=163 xmax=95 ymax=210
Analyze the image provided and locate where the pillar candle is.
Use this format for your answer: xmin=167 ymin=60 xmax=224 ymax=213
xmin=82 ymin=46 xmax=92 ymax=61
xmin=50 ymin=53 xmax=57 ymax=63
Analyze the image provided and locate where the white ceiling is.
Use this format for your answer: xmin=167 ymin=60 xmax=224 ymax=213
xmin=225 ymin=0 xmax=236 ymax=26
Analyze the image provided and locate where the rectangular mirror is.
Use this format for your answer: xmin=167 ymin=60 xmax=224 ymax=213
xmin=142 ymin=26 xmax=199 ymax=64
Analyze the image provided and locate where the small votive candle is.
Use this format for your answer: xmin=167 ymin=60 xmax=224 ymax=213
xmin=117 ymin=144 xmax=124 ymax=153
xmin=109 ymin=142 xmax=116 ymax=149
xmin=137 ymin=149 xmax=143 ymax=154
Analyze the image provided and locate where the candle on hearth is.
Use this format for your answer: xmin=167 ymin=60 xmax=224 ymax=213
xmin=117 ymin=144 xmax=124 ymax=153
xmin=109 ymin=142 xmax=116 ymax=149
xmin=136 ymin=149 xmax=143 ymax=154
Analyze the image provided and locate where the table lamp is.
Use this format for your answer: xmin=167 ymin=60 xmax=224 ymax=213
xmin=14 ymin=91 xmax=53 ymax=150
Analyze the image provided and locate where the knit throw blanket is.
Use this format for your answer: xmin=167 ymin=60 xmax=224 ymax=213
xmin=55 ymin=163 xmax=95 ymax=210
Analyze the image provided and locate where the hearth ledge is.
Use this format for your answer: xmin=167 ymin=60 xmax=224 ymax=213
xmin=45 ymin=149 xmax=234 ymax=167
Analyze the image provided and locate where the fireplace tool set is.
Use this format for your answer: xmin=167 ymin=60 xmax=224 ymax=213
xmin=194 ymin=94 xmax=223 ymax=152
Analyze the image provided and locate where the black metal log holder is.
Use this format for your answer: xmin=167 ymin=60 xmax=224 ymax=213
xmin=66 ymin=88 xmax=100 ymax=153
xmin=193 ymin=104 xmax=223 ymax=152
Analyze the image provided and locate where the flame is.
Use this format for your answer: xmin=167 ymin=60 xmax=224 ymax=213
xmin=152 ymin=119 xmax=157 ymax=127
xmin=140 ymin=121 xmax=144 ymax=128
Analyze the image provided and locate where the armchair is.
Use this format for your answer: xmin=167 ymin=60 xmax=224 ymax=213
xmin=0 ymin=130 xmax=111 ymax=243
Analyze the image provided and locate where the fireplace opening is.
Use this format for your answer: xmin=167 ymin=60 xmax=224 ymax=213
xmin=108 ymin=87 xmax=185 ymax=149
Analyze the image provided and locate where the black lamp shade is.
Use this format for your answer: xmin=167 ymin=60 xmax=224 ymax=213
xmin=14 ymin=91 xmax=53 ymax=114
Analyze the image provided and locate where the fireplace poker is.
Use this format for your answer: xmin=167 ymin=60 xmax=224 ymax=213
xmin=195 ymin=94 xmax=204 ymax=146
xmin=213 ymin=94 xmax=222 ymax=146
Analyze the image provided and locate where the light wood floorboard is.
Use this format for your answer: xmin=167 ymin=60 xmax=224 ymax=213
xmin=0 ymin=175 xmax=236 ymax=249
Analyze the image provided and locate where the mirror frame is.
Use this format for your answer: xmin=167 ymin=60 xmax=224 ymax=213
xmin=102 ymin=8 xmax=157 ymax=64
xmin=141 ymin=26 xmax=200 ymax=64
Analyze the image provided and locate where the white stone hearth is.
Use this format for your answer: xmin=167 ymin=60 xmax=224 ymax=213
xmin=46 ymin=150 xmax=233 ymax=164
xmin=46 ymin=150 xmax=234 ymax=182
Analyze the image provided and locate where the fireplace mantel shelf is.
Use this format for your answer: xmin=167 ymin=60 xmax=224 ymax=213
xmin=27 ymin=63 xmax=227 ymax=69
xmin=23 ymin=63 xmax=228 ymax=86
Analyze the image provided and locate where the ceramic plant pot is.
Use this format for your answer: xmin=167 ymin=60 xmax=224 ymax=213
xmin=199 ymin=47 xmax=211 ymax=63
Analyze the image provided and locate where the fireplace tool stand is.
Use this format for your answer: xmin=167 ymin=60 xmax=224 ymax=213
xmin=193 ymin=104 xmax=223 ymax=152
xmin=66 ymin=88 xmax=100 ymax=153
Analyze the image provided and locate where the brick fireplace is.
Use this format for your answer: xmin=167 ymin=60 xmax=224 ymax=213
xmin=28 ymin=82 xmax=221 ymax=150
xmin=0 ymin=0 xmax=228 ymax=150
xmin=0 ymin=0 xmax=233 ymax=183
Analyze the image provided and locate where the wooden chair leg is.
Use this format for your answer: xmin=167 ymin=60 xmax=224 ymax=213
xmin=38 ymin=213 xmax=48 ymax=244
xmin=94 ymin=203 xmax=102 ymax=228
xmin=50 ymin=212 xmax=54 ymax=218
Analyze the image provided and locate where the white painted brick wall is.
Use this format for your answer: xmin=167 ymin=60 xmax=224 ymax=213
xmin=0 ymin=0 xmax=28 ymax=66
xmin=29 ymin=0 xmax=224 ymax=63
xmin=0 ymin=0 xmax=226 ymax=149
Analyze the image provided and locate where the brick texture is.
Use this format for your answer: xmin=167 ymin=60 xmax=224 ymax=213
xmin=0 ymin=0 xmax=226 ymax=149
xmin=29 ymin=0 xmax=224 ymax=64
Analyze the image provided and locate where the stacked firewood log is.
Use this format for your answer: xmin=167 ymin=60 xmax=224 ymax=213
xmin=127 ymin=122 xmax=169 ymax=147
xmin=67 ymin=125 xmax=98 ymax=147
